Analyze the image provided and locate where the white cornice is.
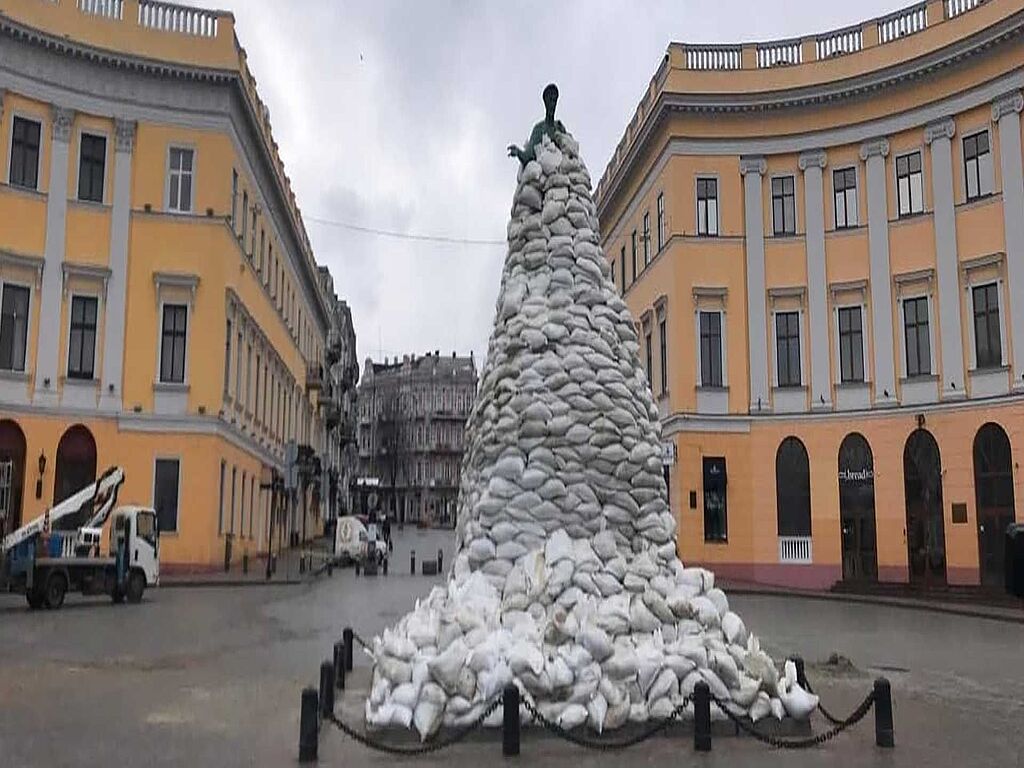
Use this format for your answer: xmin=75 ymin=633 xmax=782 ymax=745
xmin=798 ymin=149 xmax=827 ymax=170
xmin=992 ymin=90 xmax=1024 ymax=119
xmin=924 ymin=117 xmax=956 ymax=144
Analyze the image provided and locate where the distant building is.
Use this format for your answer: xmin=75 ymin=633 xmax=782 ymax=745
xmin=357 ymin=352 xmax=477 ymax=526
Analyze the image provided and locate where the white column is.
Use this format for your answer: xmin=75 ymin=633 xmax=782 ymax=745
xmin=34 ymin=106 xmax=75 ymax=405
xmin=799 ymin=149 xmax=831 ymax=410
xmin=740 ymin=156 xmax=769 ymax=413
xmin=993 ymin=92 xmax=1024 ymax=391
xmin=99 ymin=119 xmax=136 ymax=412
xmin=859 ymin=138 xmax=897 ymax=406
xmin=924 ymin=117 xmax=966 ymax=399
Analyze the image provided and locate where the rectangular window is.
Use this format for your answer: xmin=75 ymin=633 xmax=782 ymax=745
xmin=77 ymin=133 xmax=106 ymax=203
xmin=631 ymin=231 xmax=638 ymax=283
xmin=67 ymin=295 xmax=98 ymax=380
xmin=262 ymin=362 xmax=269 ymax=424
xmin=658 ymin=317 xmax=667 ymax=395
xmin=231 ymin=169 xmax=238 ymax=229
xmin=224 ymin=320 xmax=232 ymax=394
xmin=249 ymin=475 xmax=255 ymax=539
xmin=218 ymin=460 xmax=225 ymax=535
xmin=167 ymin=147 xmax=194 ymax=213
xmin=903 ymin=297 xmax=931 ymax=377
xmin=250 ymin=204 xmax=257 ymax=259
xmin=230 ymin=466 xmax=237 ymax=534
xmin=644 ymin=329 xmax=653 ymax=384
xmin=246 ymin=343 xmax=252 ymax=409
xmin=0 ymin=284 xmax=30 ymax=372
xmin=771 ymin=176 xmax=796 ymax=235
xmin=266 ymin=245 xmax=272 ymax=287
xmin=235 ymin=330 xmax=243 ymax=401
xmin=963 ymin=130 xmax=993 ymax=201
xmin=896 ymin=151 xmax=924 ymax=217
xmin=973 ymin=283 xmax=1002 ymax=369
xmin=657 ymin=192 xmax=666 ymax=250
xmin=703 ymin=457 xmax=727 ymax=542
xmin=241 ymin=190 xmax=249 ymax=246
xmin=159 ymin=304 xmax=188 ymax=383
xmin=699 ymin=311 xmax=723 ymax=387
xmin=9 ymin=116 xmax=41 ymax=190
xmin=620 ymin=247 xmax=626 ymax=289
xmin=255 ymin=354 xmax=261 ymax=421
xmin=153 ymin=458 xmax=180 ymax=534
xmin=259 ymin=229 xmax=265 ymax=274
xmin=642 ymin=212 xmax=651 ymax=266
xmin=775 ymin=311 xmax=801 ymax=387
xmin=610 ymin=260 xmax=616 ymax=290
xmin=837 ymin=306 xmax=864 ymax=383
xmin=833 ymin=168 xmax=857 ymax=229
xmin=696 ymin=177 xmax=719 ymax=236
xmin=240 ymin=470 xmax=247 ymax=539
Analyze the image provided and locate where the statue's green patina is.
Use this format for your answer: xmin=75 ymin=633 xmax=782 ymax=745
xmin=507 ymin=83 xmax=565 ymax=166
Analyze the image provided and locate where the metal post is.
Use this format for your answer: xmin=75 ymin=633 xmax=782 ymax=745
xmin=693 ymin=681 xmax=711 ymax=752
xmin=319 ymin=661 xmax=335 ymax=717
xmin=382 ymin=556 xmax=388 ymax=576
xmin=874 ymin=678 xmax=894 ymax=748
xmin=333 ymin=641 xmax=345 ymax=690
xmin=410 ymin=549 xmax=416 ymax=575
xmin=299 ymin=687 xmax=318 ymax=762
xmin=343 ymin=627 xmax=354 ymax=672
xmin=437 ymin=548 xmax=443 ymax=573
xmin=502 ymin=684 xmax=520 ymax=757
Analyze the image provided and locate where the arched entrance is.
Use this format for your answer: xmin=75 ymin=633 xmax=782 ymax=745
xmin=776 ymin=436 xmax=811 ymax=537
xmin=903 ymin=429 xmax=946 ymax=586
xmin=973 ymin=423 xmax=1015 ymax=588
xmin=838 ymin=433 xmax=877 ymax=582
xmin=53 ymin=425 xmax=97 ymax=528
xmin=0 ymin=419 xmax=27 ymax=539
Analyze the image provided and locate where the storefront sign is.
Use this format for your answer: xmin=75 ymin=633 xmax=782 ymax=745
xmin=838 ymin=468 xmax=874 ymax=483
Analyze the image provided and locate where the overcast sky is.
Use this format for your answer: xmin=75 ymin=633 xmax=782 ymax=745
xmin=206 ymin=0 xmax=904 ymax=368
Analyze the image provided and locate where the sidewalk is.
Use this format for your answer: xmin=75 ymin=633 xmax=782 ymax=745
xmin=160 ymin=537 xmax=335 ymax=587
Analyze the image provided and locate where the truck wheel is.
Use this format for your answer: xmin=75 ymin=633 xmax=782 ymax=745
xmin=44 ymin=572 xmax=67 ymax=610
xmin=111 ymin=587 xmax=125 ymax=604
xmin=26 ymin=589 xmax=44 ymax=610
xmin=126 ymin=570 xmax=146 ymax=604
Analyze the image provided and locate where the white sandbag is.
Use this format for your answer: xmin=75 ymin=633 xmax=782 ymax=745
xmin=647 ymin=668 xmax=678 ymax=703
xmin=690 ymin=596 xmax=720 ymax=626
xmin=508 ymin=640 xmax=545 ymax=676
xmin=558 ymin=704 xmax=589 ymax=730
xmin=721 ymin=611 xmax=747 ymax=645
xmin=579 ymin=624 xmax=614 ymax=661
xmin=605 ymin=697 xmax=630 ymax=730
xmin=770 ymin=696 xmax=786 ymax=721
xmin=649 ymin=696 xmax=675 ymax=720
xmin=391 ymin=682 xmax=420 ymax=710
xmin=427 ymin=638 xmax=469 ymax=694
xmin=591 ymin=530 xmax=617 ymax=560
xmin=586 ymin=692 xmax=608 ymax=733
xmin=382 ymin=629 xmax=417 ymax=661
xmin=777 ymin=659 xmax=819 ymax=720
xmin=478 ymin=660 xmax=513 ymax=700
xmin=711 ymin=649 xmax=740 ymax=688
xmin=378 ymin=656 xmax=413 ymax=685
xmin=706 ymin=588 xmax=729 ymax=617
xmin=547 ymin=655 xmax=575 ymax=689
xmin=628 ymin=702 xmax=649 ymax=722
xmin=413 ymin=683 xmax=446 ymax=741
xmin=603 ymin=646 xmax=638 ymax=679
xmin=749 ymin=691 xmax=772 ymax=723
xmin=544 ymin=529 xmax=573 ymax=564
xmin=664 ymin=654 xmax=696 ymax=680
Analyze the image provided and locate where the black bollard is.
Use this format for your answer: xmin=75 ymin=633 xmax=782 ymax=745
xmin=791 ymin=655 xmax=808 ymax=689
xmin=333 ymin=641 xmax=345 ymax=690
xmin=437 ymin=548 xmax=444 ymax=573
xmin=355 ymin=559 xmax=361 ymax=576
xmin=874 ymin=678 xmax=894 ymax=748
xmin=502 ymin=684 xmax=520 ymax=757
xmin=410 ymin=549 xmax=416 ymax=575
xmin=299 ymin=687 xmax=319 ymax=762
xmin=382 ymin=557 xmax=389 ymax=576
xmin=320 ymin=660 xmax=335 ymax=717
xmin=343 ymin=627 xmax=354 ymax=672
xmin=693 ymin=681 xmax=711 ymax=752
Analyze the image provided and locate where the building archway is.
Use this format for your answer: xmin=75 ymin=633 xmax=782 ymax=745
xmin=0 ymin=419 xmax=27 ymax=539
xmin=838 ymin=432 xmax=877 ymax=582
xmin=973 ymin=422 xmax=1015 ymax=588
xmin=776 ymin=437 xmax=811 ymax=563
xmin=903 ymin=428 xmax=946 ymax=586
xmin=52 ymin=424 xmax=97 ymax=528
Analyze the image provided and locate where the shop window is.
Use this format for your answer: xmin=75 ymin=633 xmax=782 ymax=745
xmin=703 ymin=457 xmax=727 ymax=542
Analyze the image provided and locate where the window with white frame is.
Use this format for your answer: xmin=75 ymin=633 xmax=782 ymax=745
xmin=644 ymin=326 xmax=653 ymax=384
xmin=699 ymin=311 xmax=723 ymax=387
xmin=167 ymin=147 xmax=194 ymax=213
xmin=642 ymin=212 xmax=651 ymax=266
xmin=833 ymin=168 xmax=857 ymax=229
xmin=231 ymin=169 xmax=238 ymax=230
xmin=696 ymin=178 xmax=718 ymax=236
xmin=903 ymin=296 xmax=931 ymax=377
xmin=9 ymin=116 xmax=41 ymax=190
xmin=241 ymin=190 xmax=249 ymax=246
xmin=630 ymin=230 xmax=638 ymax=283
xmin=963 ymin=130 xmax=993 ymax=201
xmin=775 ymin=311 xmax=801 ymax=387
xmin=896 ymin=152 xmax=923 ymax=217
xmin=619 ymin=246 xmax=626 ymax=290
xmin=837 ymin=306 xmax=864 ymax=383
xmin=67 ymin=295 xmax=98 ymax=380
xmin=159 ymin=304 xmax=188 ymax=383
xmin=771 ymin=176 xmax=796 ymax=235
xmin=657 ymin=192 xmax=666 ymax=250
xmin=77 ymin=133 xmax=106 ymax=203
xmin=972 ymin=283 xmax=1002 ymax=369
xmin=658 ymin=315 xmax=667 ymax=395
xmin=0 ymin=284 xmax=30 ymax=372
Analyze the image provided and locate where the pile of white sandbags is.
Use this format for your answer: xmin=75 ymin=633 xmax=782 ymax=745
xmin=365 ymin=131 xmax=817 ymax=740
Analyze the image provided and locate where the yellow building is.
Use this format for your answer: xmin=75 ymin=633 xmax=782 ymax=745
xmin=597 ymin=0 xmax=1024 ymax=591
xmin=0 ymin=0 xmax=344 ymax=571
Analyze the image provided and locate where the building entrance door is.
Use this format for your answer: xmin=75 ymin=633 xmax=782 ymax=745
xmin=0 ymin=419 xmax=27 ymax=540
xmin=903 ymin=428 xmax=946 ymax=586
xmin=838 ymin=433 xmax=877 ymax=582
xmin=973 ymin=423 xmax=1015 ymax=588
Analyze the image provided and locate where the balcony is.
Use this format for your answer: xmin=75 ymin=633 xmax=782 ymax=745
xmin=305 ymin=363 xmax=324 ymax=392
xmin=778 ymin=536 xmax=813 ymax=564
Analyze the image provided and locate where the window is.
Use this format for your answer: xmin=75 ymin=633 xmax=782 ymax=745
xmin=241 ymin=190 xmax=249 ymax=246
xmin=631 ymin=230 xmax=638 ymax=283
xmin=77 ymin=133 xmax=106 ymax=203
xmin=771 ymin=176 xmax=796 ymax=235
xmin=218 ymin=460 xmax=225 ymax=535
xmin=9 ymin=117 xmax=41 ymax=190
xmin=159 ymin=304 xmax=188 ymax=383
xmin=903 ymin=297 xmax=931 ymax=377
xmin=248 ymin=475 xmax=255 ymax=538
xmin=0 ymin=284 xmax=30 ymax=372
xmin=642 ymin=212 xmax=651 ymax=266
xmin=644 ymin=328 xmax=653 ymax=384
xmin=230 ymin=466 xmax=237 ymax=534
xmin=153 ymin=458 xmax=180 ymax=534
xmin=250 ymin=203 xmax=257 ymax=258
xmin=167 ymin=147 xmax=194 ymax=213
xmin=775 ymin=311 xmax=801 ymax=387
xmin=658 ymin=317 xmax=667 ymax=395
xmin=235 ymin=329 xmax=243 ymax=401
xmin=255 ymin=354 xmax=261 ymax=421
xmin=224 ymin=320 xmax=232 ymax=394
xmin=699 ymin=311 xmax=723 ymax=387
xmin=67 ymin=295 xmax=98 ymax=380
xmin=657 ymin=192 xmax=666 ymax=250
xmin=610 ymin=259 xmax=616 ymax=290
xmin=833 ymin=168 xmax=857 ymax=229
xmin=837 ymin=306 xmax=864 ymax=383
xmin=703 ymin=457 xmax=727 ymax=542
xmin=266 ymin=245 xmax=272 ymax=287
xmin=259 ymin=229 xmax=265 ymax=274
xmin=696 ymin=178 xmax=718 ymax=236
xmin=245 ymin=343 xmax=252 ymax=409
xmin=240 ymin=470 xmax=247 ymax=538
xmin=231 ymin=169 xmax=238 ymax=230
xmin=896 ymin=152 xmax=923 ymax=217
xmin=963 ymin=130 xmax=993 ymax=201
xmin=619 ymin=247 xmax=626 ymax=290
xmin=973 ymin=283 xmax=1002 ymax=369
xmin=775 ymin=437 xmax=811 ymax=537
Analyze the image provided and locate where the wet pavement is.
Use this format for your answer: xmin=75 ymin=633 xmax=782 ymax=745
xmin=0 ymin=526 xmax=1021 ymax=767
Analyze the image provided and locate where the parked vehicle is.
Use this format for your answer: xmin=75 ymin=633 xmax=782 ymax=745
xmin=334 ymin=515 xmax=386 ymax=566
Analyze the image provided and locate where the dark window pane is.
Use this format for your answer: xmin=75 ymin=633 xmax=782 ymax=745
xmin=0 ymin=284 xmax=30 ymax=371
xmin=703 ymin=457 xmax=727 ymax=542
xmin=10 ymin=117 xmax=41 ymax=189
xmin=154 ymin=459 xmax=180 ymax=533
xmin=160 ymin=304 xmax=188 ymax=383
xmin=776 ymin=437 xmax=812 ymax=536
xmin=68 ymin=295 xmax=98 ymax=379
xmin=78 ymin=134 xmax=106 ymax=203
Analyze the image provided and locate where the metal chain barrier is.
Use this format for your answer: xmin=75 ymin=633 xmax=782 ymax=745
xmin=520 ymin=693 xmax=691 ymax=750
xmin=708 ymin=690 xmax=875 ymax=749
xmin=324 ymin=693 xmax=503 ymax=756
xmin=798 ymin=674 xmax=845 ymax=726
xmin=351 ymin=631 xmax=373 ymax=653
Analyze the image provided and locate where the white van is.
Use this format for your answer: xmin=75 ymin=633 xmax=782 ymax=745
xmin=335 ymin=516 xmax=387 ymax=565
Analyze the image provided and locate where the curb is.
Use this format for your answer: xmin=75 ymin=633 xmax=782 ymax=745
xmin=158 ymin=579 xmax=306 ymax=588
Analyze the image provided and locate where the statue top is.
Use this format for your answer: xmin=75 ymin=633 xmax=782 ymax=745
xmin=508 ymin=83 xmax=565 ymax=166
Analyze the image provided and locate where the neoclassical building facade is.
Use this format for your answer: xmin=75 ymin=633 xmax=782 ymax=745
xmin=0 ymin=0 xmax=349 ymax=570
xmin=597 ymin=0 xmax=1024 ymax=589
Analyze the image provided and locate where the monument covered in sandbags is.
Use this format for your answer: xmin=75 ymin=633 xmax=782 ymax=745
xmin=364 ymin=85 xmax=817 ymax=739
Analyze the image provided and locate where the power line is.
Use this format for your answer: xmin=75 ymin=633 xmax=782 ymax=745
xmin=305 ymin=215 xmax=506 ymax=246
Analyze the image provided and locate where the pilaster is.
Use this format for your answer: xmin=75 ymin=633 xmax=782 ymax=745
xmin=799 ymin=149 xmax=831 ymax=410
xmin=740 ymin=155 xmax=769 ymax=413
xmin=992 ymin=92 xmax=1024 ymax=391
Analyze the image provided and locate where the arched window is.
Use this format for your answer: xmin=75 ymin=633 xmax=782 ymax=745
xmin=53 ymin=424 xmax=97 ymax=508
xmin=0 ymin=419 xmax=27 ymax=536
xmin=973 ymin=422 xmax=1015 ymax=587
xmin=776 ymin=436 xmax=811 ymax=537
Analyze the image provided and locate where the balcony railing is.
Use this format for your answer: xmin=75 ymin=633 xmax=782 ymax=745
xmin=877 ymin=2 xmax=928 ymax=43
xmin=685 ymin=44 xmax=743 ymax=71
xmin=756 ymin=39 xmax=802 ymax=68
xmin=815 ymin=24 xmax=864 ymax=59
xmin=778 ymin=536 xmax=813 ymax=564
xmin=77 ymin=0 xmax=123 ymax=20
xmin=138 ymin=0 xmax=220 ymax=38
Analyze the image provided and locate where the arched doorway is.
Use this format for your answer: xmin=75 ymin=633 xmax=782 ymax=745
xmin=903 ymin=429 xmax=946 ymax=586
xmin=776 ymin=437 xmax=812 ymax=562
xmin=53 ymin=425 xmax=97 ymax=529
xmin=973 ymin=423 xmax=1015 ymax=588
xmin=0 ymin=419 xmax=27 ymax=539
xmin=838 ymin=433 xmax=877 ymax=582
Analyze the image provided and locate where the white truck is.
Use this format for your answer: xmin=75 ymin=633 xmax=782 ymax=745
xmin=334 ymin=515 xmax=387 ymax=566
xmin=0 ymin=467 xmax=160 ymax=610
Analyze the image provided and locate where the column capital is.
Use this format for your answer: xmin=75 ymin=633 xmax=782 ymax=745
xmin=739 ymin=156 xmax=767 ymax=176
xmin=51 ymin=105 xmax=75 ymax=143
xmin=924 ymin=117 xmax=956 ymax=145
xmin=859 ymin=138 xmax=889 ymax=160
xmin=114 ymin=118 xmax=137 ymax=153
xmin=798 ymin=149 xmax=827 ymax=171
xmin=992 ymin=91 xmax=1024 ymax=121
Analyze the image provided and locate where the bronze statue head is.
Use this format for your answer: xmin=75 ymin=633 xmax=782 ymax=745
xmin=543 ymin=83 xmax=559 ymax=117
